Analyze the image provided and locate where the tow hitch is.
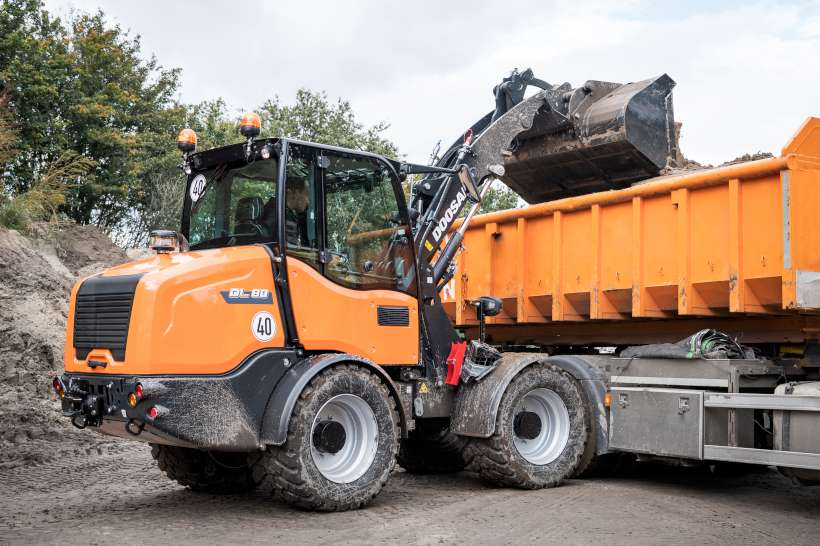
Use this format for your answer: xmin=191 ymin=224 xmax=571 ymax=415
xmin=64 ymin=391 xmax=104 ymax=429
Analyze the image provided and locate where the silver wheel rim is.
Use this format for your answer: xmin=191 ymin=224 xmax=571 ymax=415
xmin=311 ymin=394 xmax=378 ymax=483
xmin=513 ymin=388 xmax=570 ymax=465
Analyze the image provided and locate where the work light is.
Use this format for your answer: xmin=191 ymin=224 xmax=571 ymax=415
xmin=148 ymin=230 xmax=178 ymax=254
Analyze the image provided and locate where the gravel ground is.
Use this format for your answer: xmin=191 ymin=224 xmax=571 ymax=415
xmin=1 ymin=441 xmax=818 ymax=545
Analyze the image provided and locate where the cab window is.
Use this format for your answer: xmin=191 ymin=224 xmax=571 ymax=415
xmin=284 ymin=146 xmax=321 ymax=270
xmin=188 ymin=159 xmax=278 ymax=249
xmin=323 ymin=152 xmax=416 ymax=294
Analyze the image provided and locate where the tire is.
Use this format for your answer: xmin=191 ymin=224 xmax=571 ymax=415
xmin=253 ymin=364 xmax=399 ymax=511
xmin=397 ymin=418 xmax=471 ymax=474
xmin=574 ymin=429 xmax=617 ymax=478
xmin=573 ymin=387 xmax=620 ymax=478
xmin=471 ymin=363 xmax=587 ymax=489
xmin=150 ymin=444 xmax=260 ymax=494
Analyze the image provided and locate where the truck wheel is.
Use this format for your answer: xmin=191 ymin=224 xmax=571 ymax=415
xmin=253 ymin=364 xmax=399 ymax=511
xmin=397 ymin=418 xmax=471 ymax=474
xmin=471 ymin=363 xmax=587 ymax=489
xmin=573 ymin=391 xmax=621 ymax=478
xmin=150 ymin=444 xmax=260 ymax=494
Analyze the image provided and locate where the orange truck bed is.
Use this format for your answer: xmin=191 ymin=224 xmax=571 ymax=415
xmin=442 ymin=118 xmax=820 ymax=346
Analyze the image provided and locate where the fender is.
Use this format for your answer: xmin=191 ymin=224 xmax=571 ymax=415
xmin=450 ymin=353 xmax=609 ymax=455
xmin=260 ymin=353 xmax=408 ymax=446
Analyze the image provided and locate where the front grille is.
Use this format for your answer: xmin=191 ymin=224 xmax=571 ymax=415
xmin=377 ymin=305 xmax=410 ymax=327
xmin=73 ymin=274 xmax=142 ymax=361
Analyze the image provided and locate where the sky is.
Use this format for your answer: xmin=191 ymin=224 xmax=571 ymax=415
xmin=44 ymin=0 xmax=820 ymax=165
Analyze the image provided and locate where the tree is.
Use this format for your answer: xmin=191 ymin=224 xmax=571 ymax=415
xmin=259 ymin=89 xmax=397 ymax=158
xmin=476 ymin=181 xmax=521 ymax=214
xmin=0 ymin=0 xmax=184 ymax=228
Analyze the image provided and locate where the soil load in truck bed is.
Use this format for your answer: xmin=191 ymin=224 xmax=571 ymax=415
xmin=442 ymin=117 xmax=820 ymax=346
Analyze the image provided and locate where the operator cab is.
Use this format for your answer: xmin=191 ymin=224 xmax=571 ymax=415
xmin=180 ymin=135 xmax=418 ymax=295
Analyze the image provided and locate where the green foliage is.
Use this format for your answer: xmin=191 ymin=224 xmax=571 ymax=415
xmin=0 ymin=0 xmax=183 ymax=228
xmin=0 ymin=93 xmax=16 ymax=167
xmin=0 ymin=2 xmax=401 ymax=242
xmin=260 ymin=90 xmax=398 ymax=158
xmin=0 ymin=153 xmax=95 ymax=231
xmin=476 ymin=182 xmax=521 ymax=214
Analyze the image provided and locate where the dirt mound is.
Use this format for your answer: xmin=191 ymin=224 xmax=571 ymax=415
xmin=0 ymin=224 xmax=128 ymax=468
xmin=719 ymin=151 xmax=775 ymax=167
xmin=659 ymin=122 xmax=774 ymax=177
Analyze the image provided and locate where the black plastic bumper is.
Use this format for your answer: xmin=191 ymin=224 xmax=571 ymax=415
xmin=59 ymin=349 xmax=296 ymax=451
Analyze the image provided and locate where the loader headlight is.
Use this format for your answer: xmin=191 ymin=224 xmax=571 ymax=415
xmin=148 ymin=230 xmax=178 ymax=254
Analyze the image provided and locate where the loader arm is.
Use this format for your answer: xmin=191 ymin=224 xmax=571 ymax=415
xmin=405 ymin=68 xmax=677 ymax=301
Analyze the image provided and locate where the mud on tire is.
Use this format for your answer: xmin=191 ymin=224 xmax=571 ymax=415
xmin=398 ymin=418 xmax=471 ymax=474
xmin=252 ymin=364 xmax=400 ymax=511
xmin=471 ymin=363 xmax=587 ymax=489
xmin=573 ymin=386 xmax=620 ymax=478
xmin=150 ymin=444 xmax=260 ymax=494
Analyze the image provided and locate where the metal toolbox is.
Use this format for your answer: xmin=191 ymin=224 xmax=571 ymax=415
xmin=609 ymin=387 xmax=703 ymax=459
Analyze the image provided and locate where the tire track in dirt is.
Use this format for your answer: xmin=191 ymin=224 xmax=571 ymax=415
xmin=1 ymin=447 xmax=819 ymax=545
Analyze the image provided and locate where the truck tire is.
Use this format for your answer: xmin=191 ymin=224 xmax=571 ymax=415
xmin=253 ymin=364 xmax=399 ymax=511
xmin=150 ymin=444 xmax=260 ymax=494
xmin=471 ymin=363 xmax=587 ymax=489
xmin=573 ymin=389 xmax=621 ymax=478
xmin=397 ymin=418 xmax=471 ymax=474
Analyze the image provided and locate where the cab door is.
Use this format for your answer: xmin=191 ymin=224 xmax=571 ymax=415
xmin=284 ymin=144 xmax=420 ymax=366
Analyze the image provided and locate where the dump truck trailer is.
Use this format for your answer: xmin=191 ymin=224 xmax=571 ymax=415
xmin=439 ymin=117 xmax=820 ymax=482
xmin=54 ymin=70 xmax=820 ymax=511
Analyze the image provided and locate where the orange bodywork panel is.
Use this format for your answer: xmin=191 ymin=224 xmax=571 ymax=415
xmin=65 ymin=245 xmax=284 ymax=375
xmin=287 ymin=258 xmax=419 ymax=365
xmin=441 ymin=117 xmax=820 ymax=344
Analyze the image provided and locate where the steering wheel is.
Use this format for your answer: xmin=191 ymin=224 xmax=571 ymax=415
xmin=234 ymin=222 xmax=265 ymax=237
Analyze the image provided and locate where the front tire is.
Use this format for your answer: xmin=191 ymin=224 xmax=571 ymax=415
xmin=471 ymin=363 xmax=587 ymax=489
xmin=150 ymin=444 xmax=260 ymax=494
xmin=253 ymin=364 xmax=399 ymax=511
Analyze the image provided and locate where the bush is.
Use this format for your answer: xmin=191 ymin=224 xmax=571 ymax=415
xmin=0 ymin=196 xmax=31 ymax=231
xmin=0 ymin=154 xmax=95 ymax=232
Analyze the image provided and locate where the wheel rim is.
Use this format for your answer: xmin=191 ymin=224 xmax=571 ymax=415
xmin=310 ymin=394 xmax=378 ymax=483
xmin=513 ymin=388 xmax=570 ymax=465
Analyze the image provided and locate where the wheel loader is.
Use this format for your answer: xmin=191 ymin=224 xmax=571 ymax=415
xmin=54 ymin=70 xmax=820 ymax=511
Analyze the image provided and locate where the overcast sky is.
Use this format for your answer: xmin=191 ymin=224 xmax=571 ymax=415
xmin=44 ymin=0 xmax=820 ymax=165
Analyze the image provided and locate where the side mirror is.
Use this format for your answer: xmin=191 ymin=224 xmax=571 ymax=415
xmin=474 ymin=296 xmax=503 ymax=317
xmin=471 ymin=296 xmax=503 ymax=344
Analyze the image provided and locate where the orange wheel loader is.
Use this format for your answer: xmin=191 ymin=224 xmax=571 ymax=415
xmin=54 ymin=70 xmax=820 ymax=511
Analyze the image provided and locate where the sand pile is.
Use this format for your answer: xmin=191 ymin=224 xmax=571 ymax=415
xmin=0 ymin=223 xmax=129 ymax=467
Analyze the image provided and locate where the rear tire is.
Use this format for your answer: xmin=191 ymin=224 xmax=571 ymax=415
xmin=253 ymin=364 xmax=399 ymax=511
xmin=398 ymin=418 xmax=471 ymax=474
xmin=150 ymin=444 xmax=259 ymax=494
xmin=573 ymin=389 xmax=620 ymax=478
xmin=471 ymin=363 xmax=587 ymax=489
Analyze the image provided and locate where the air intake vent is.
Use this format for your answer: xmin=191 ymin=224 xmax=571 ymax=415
xmin=73 ymin=274 xmax=142 ymax=362
xmin=377 ymin=306 xmax=410 ymax=327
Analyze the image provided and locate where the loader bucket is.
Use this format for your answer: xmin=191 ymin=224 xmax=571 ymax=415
xmin=501 ymin=74 xmax=677 ymax=203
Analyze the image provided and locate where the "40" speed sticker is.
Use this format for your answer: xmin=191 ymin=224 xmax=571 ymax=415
xmin=251 ymin=311 xmax=276 ymax=342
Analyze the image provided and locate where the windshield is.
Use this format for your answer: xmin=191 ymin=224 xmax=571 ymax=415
xmin=186 ymin=158 xmax=278 ymax=250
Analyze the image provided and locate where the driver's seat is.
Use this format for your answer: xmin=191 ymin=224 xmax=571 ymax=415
xmin=235 ymin=196 xmax=265 ymax=236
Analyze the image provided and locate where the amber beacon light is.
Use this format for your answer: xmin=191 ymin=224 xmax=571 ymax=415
xmin=176 ymin=128 xmax=197 ymax=153
xmin=239 ymin=112 xmax=261 ymax=138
